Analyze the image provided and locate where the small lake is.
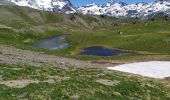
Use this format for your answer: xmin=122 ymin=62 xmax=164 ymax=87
xmin=33 ymin=35 xmax=69 ymax=50
xmin=81 ymin=46 xmax=129 ymax=56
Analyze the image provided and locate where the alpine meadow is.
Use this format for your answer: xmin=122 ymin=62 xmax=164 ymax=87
xmin=0 ymin=0 xmax=170 ymax=99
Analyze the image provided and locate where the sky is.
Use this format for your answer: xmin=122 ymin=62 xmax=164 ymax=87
xmin=70 ymin=0 xmax=154 ymax=7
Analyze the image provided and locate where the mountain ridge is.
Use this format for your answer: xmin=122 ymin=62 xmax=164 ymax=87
xmin=0 ymin=0 xmax=170 ymax=18
xmin=78 ymin=0 xmax=170 ymax=18
xmin=7 ymin=0 xmax=76 ymax=13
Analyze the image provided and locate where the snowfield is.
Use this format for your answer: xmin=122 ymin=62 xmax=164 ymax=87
xmin=107 ymin=61 xmax=170 ymax=79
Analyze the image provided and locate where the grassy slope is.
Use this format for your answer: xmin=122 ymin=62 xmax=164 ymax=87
xmin=0 ymin=64 xmax=169 ymax=99
xmin=0 ymin=5 xmax=170 ymax=99
xmin=0 ymin=5 xmax=170 ymax=61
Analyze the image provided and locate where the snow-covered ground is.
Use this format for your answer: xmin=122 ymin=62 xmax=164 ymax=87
xmin=107 ymin=61 xmax=170 ymax=79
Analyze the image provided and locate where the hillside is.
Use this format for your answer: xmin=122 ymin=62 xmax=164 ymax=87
xmin=0 ymin=5 xmax=120 ymax=32
xmin=0 ymin=5 xmax=170 ymax=58
xmin=0 ymin=5 xmax=170 ymax=99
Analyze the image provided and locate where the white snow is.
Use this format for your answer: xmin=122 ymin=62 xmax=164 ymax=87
xmin=78 ymin=1 xmax=170 ymax=18
xmin=107 ymin=61 xmax=170 ymax=79
xmin=52 ymin=1 xmax=66 ymax=9
xmin=10 ymin=0 xmax=53 ymax=10
xmin=6 ymin=0 xmax=170 ymax=17
xmin=8 ymin=0 xmax=76 ymax=13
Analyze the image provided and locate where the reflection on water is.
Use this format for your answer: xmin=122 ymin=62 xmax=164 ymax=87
xmin=33 ymin=35 xmax=69 ymax=50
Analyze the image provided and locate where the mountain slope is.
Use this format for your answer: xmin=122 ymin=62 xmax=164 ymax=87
xmin=1 ymin=0 xmax=170 ymax=18
xmin=1 ymin=5 xmax=170 ymax=61
xmin=0 ymin=5 xmax=118 ymax=34
xmin=0 ymin=0 xmax=15 ymax=5
xmin=7 ymin=0 xmax=76 ymax=13
xmin=78 ymin=0 xmax=170 ymax=18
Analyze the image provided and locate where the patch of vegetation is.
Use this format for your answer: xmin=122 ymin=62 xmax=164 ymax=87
xmin=0 ymin=64 xmax=169 ymax=99
xmin=0 ymin=5 xmax=170 ymax=62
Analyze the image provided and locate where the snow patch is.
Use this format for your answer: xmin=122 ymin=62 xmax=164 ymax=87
xmin=107 ymin=61 xmax=170 ymax=79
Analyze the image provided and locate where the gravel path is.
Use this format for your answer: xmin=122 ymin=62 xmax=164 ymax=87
xmin=0 ymin=45 xmax=110 ymax=68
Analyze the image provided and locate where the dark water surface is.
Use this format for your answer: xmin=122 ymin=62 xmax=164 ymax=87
xmin=33 ymin=35 xmax=69 ymax=50
xmin=81 ymin=46 xmax=129 ymax=56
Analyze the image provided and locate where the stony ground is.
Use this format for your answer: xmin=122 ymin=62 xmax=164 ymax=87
xmin=0 ymin=45 xmax=111 ymax=68
xmin=0 ymin=44 xmax=170 ymax=99
xmin=0 ymin=63 xmax=169 ymax=99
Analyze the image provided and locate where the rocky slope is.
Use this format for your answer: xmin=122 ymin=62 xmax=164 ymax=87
xmin=78 ymin=0 xmax=170 ymax=18
xmin=1 ymin=0 xmax=170 ymax=18
xmin=7 ymin=0 xmax=76 ymax=13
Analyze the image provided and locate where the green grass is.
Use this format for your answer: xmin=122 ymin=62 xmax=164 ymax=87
xmin=0 ymin=5 xmax=170 ymax=61
xmin=0 ymin=64 xmax=169 ymax=99
xmin=1 ymin=5 xmax=170 ymax=99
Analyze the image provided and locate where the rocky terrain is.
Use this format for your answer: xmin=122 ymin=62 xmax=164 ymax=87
xmin=79 ymin=0 xmax=170 ymax=18
xmin=6 ymin=0 xmax=76 ymax=13
xmin=1 ymin=0 xmax=170 ymax=18
xmin=0 ymin=2 xmax=170 ymax=99
xmin=0 ymin=45 xmax=101 ymax=68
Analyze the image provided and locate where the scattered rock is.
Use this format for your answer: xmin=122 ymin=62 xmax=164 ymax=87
xmin=0 ymin=75 xmax=3 ymax=81
xmin=47 ymin=75 xmax=70 ymax=82
xmin=42 ymin=79 xmax=55 ymax=84
xmin=119 ymin=32 xmax=123 ymax=35
xmin=165 ymin=77 xmax=170 ymax=80
xmin=0 ymin=80 xmax=39 ymax=88
xmin=0 ymin=75 xmax=70 ymax=88
xmin=142 ymin=83 xmax=155 ymax=88
xmin=70 ymin=95 xmax=79 ymax=100
xmin=96 ymin=79 xmax=120 ymax=86
xmin=60 ymin=62 xmax=65 ymax=65
xmin=113 ymin=92 xmax=121 ymax=96
xmin=23 ymin=38 xmax=33 ymax=44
